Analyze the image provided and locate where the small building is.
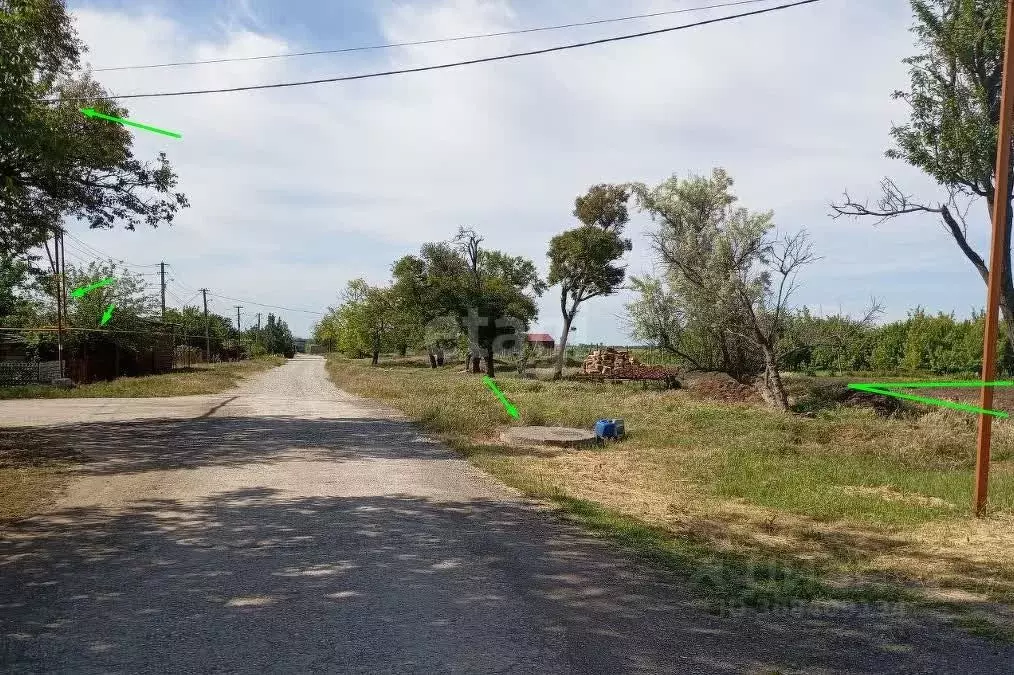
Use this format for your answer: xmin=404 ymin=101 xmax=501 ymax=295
xmin=525 ymin=333 xmax=556 ymax=352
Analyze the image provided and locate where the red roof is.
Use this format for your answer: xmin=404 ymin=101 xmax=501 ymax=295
xmin=526 ymin=333 xmax=555 ymax=343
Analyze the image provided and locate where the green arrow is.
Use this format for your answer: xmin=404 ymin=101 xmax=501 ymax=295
xmin=482 ymin=376 xmax=519 ymax=419
xmin=80 ymin=108 xmax=181 ymax=139
xmin=70 ymin=277 xmax=115 ymax=298
xmin=100 ymin=304 xmax=116 ymax=326
xmin=846 ymin=382 xmax=1010 ymax=418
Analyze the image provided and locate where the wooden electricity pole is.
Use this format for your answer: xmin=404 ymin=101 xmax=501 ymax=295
xmin=54 ymin=227 xmax=65 ymax=378
xmin=160 ymin=261 xmax=167 ymax=321
xmin=201 ymin=288 xmax=211 ymax=363
xmin=975 ymin=0 xmax=1014 ymax=518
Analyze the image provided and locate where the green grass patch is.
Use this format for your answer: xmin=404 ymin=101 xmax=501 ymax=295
xmin=708 ymin=449 xmax=1003 ymax=525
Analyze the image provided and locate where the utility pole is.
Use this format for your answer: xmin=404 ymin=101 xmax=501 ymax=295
xmin=53 ymin=227 xmax=65 ymax=378
xmin=235 ymin=305 xmax=243 ymax=333
xmin=201 ymin=288 xmax=211 ymax=363
xmin=256 ymin=312 xmax=262 ymax=352
xmin=976 ymin=0 xmax=1014 ymax=518
xmin=159 ymin=261 xmax=166 ymax=321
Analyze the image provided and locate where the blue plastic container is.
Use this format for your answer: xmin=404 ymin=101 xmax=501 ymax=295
xmin=595 ymin=419 xmax=617 ymax=440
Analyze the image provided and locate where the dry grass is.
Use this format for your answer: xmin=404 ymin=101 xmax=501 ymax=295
xmin=0 ymin=356 xmax=285 ymax=400
xmin=0 ymin=436 xmax=94 ymax=522
xmin=326 ymin=356 xmax=1014 ymax=633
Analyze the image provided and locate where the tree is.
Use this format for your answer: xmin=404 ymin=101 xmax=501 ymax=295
xmin=625 ymin=273 xmax=707 ymax=370
xmin=1 ymin=0 xmax=188 ymax=259
xmin=422 ymin=315 xmax=460 ymax=366
xmin=391 ymin=242 xmax=469 ymax=367
xmin=831 ymin=1 xmax=1014 ymax=349
xmin=546 ymin=184 xmax=632 ymax=379
xmin=326 ymin=279 xmax=397 ymax=365
xmin=260 ymin=313 xmax=295 ymax=358
xmin=163 ymin=305 xmax=237 ymax=362
xmin=454 ymin=228 xmax=545 ymax=377
xmin=30 ymin=262 xmax=169 ymax=367
xmin=633 ymin=169 xmax=815 ymax=410
xmin=0 ymin=252 xmax=35 ymax=324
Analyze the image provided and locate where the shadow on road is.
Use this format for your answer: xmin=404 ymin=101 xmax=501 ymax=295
xmin=1 ymin=415 xmax=455 ymax=477
xmin=3 ymin=487 xmax=1012 ymax=673
xmin=1 ymin=413 xmax=1013 ymax=673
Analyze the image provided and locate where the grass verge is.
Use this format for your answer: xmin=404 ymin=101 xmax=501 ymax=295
xmin=327 ymin=355 xmax=1014 ymax=634
xmin=0 ymin=356 xmax=285 ymax=399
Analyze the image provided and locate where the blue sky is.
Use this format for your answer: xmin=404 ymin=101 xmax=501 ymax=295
xmin=60 ymin=0 xmax=987 ymax=342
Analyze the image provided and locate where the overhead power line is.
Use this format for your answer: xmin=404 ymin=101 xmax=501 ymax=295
xmin=92 ymin=0 xmax=778 ymax=72
xmin=206 ymin=291 xmax=323 ymax=315
xmin=165 ymin=265 xmax=202 ymax=294
xmin=61 ymin=230 xmax=163 ymax=269
xmin=47 ymin=0 xmax=824 ymax=102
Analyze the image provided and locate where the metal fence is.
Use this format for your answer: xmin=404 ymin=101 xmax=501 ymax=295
xmin=0 ymin=360 xmax=62 ymax=386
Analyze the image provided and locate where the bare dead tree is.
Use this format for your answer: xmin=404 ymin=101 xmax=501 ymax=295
xmin=731 ymin=230 xmax=819 ymax=410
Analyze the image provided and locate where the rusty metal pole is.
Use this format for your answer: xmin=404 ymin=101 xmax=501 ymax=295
xmin=975 ymin=0 xmax=1014 ymax=518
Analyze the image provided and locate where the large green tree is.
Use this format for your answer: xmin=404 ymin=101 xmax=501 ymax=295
xmin=323 ymin=279 xmax=398 ymax=365
xmin=832 ymin=0 xmax=1014 ymax=350
xmin=547 ymin=184 xmax=632 ymax=379
xmin=259 ymin=313 xmax=295 ymax=358
xmin=1 ymin=0 xmax=188 ymax=258
xmin=633 ymin=169 xmax=815 ymax=410
xmin=454 ymin=228 xmax=545 ymax=378
xmin=390 ymin=242 xmax=468 ymax=367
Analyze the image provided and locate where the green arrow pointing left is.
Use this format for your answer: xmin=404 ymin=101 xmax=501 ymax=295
xmin=81 ymin=108 xmax=181 ymax=139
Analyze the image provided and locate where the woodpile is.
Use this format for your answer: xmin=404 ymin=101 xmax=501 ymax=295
xmin=581 ymin=348 xmax=640 ymax=375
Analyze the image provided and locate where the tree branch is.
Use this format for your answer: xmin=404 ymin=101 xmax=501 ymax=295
xmin=830 ymin=177 xmax=944 ymax=225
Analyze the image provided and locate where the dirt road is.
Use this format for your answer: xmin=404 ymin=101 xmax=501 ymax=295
xmin=1 ymin=356 xmax=1011 ymax=673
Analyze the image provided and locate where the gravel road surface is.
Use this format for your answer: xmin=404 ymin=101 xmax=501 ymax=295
xmin=1 ymin=356 xmax=1011 ymax=673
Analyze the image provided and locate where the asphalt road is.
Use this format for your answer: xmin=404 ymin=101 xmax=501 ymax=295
xmin=1 ymin=356 xmax=1011 ymax=674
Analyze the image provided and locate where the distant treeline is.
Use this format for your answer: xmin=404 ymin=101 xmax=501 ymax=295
xmin=778 ymin=308 xmax=1003 ymax=376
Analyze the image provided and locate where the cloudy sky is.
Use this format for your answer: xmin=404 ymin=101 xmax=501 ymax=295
xmin=60 ymin=0 xmax=983 ymax=342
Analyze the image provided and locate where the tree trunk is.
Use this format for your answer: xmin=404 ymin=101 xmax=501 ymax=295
xmin=427 ymin=347 xmax=437 ymax=368
xmin=553 ymin=313 xmax=574 ymax=380
xmin=436 ymin=348 xmax=444 ymax=366
xmin=471 ymin=356 xmax=481 ymax=373
xmin=759 ymin=346 xmax=789 ymax=411
xmin=371 ymin=350 xmax=380 ymax=366
xmin=398 ymin=343 xmax=408 ymax=357
xmin=485 ymin=346 xmax=495 ymax=378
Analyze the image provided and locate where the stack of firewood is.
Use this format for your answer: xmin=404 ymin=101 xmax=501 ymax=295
xmin=581 ymin=348 xmax=639 ymax=374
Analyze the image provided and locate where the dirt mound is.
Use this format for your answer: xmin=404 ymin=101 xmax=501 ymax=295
xmin=840 ymin=388 xmax=903 ymax=416
xmin=683 ymin=372 xmax=762 ymax=403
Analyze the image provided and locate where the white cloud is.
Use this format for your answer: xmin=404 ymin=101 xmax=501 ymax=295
xmin=64 ymin=0 xmax=986 ymax=341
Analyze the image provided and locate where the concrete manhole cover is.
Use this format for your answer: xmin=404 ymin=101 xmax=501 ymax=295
xmin=499 ymin=426 xmax=597 ymax=448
